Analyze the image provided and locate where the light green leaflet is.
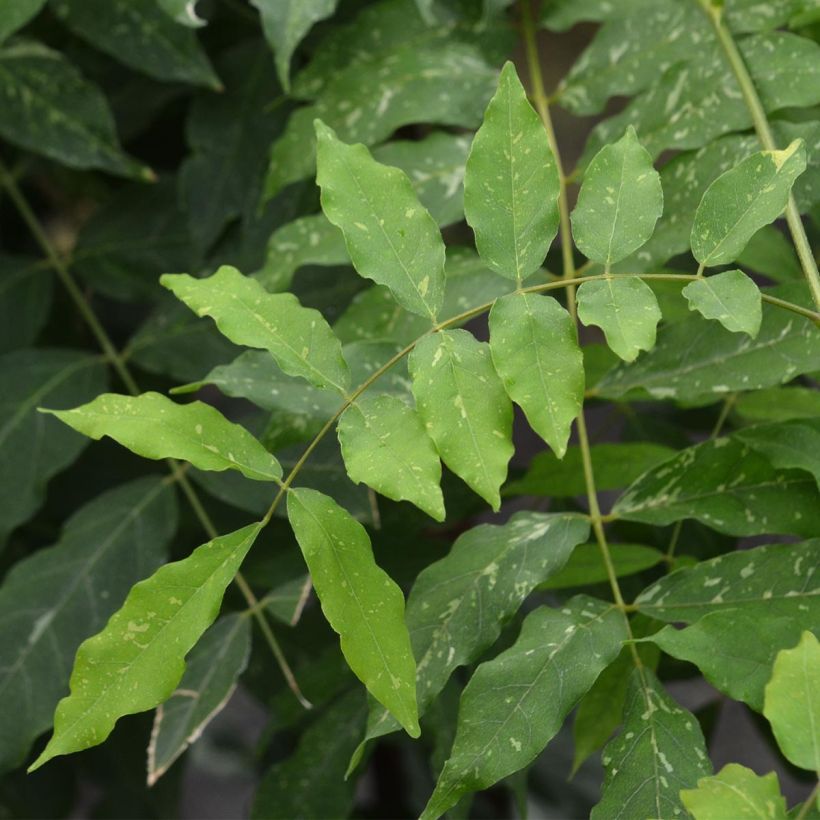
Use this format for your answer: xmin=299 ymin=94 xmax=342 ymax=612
xmin=251 ymin=689 xmax=367 ymax=820
xmin=571 ymin=127 xmax=663 ymax=269
xmin=45 ymin=391 xmax=282 ymax=482
xmin=764 ymin=631 xmax=820 ymax=772
xmin=464 ymin=62 xmax=559 ymax=282
xmin=683 ymin=270 xmax=762 ymax=337
xmin=29 ymin=523 xmax=261 ymax=770
xmin=315 ymin=121 xmax=445 ymax=321
xmin=147 ymin=613 xmax=251 ymax=785
xmin=250 ymin=0 xmax=338 ymax=91
xmin=338 ymin=394 xmax=444 ymax=521
xmin=594 ymin=288 xmax=820 ymax=402
xmin=541 ymin=543 xmax=664 ymax=590
xmin=0 ymin=40 xmax=149 ymax=179
xmin=590 ymin=669 xmax=711 ymax=820
xmin=353 ymin=513 xmax=590 ymax=763
xmin=692 ymin=140 xmax=807 ymax=267
xmin=52 ymin=0 xmax=219 ymax=88
xmin=736 ymin=418 xmax=820 ymax=490
xmin=162 ymin=265 xmax=349 ymax=394
xmin=0 ymin=0 xmax=46 ymax=42
xmin=634 ymin=540 xmax=820 ymax=624
xmin=422 ymin=597 xmax=626 ymax=820
xmin=681 ymin=764 xmax=788 ymax=820
xmin=286 ymin=488 xmax=419 ymax=737
xmin=489 ymin=293 xmax=582 ymax=457
xmin=0 ymin=349 xmax=107 ymax=545
xmin=647 ymin=610 xmax=804 ymax=712
xmin=577 ymin=278 xmax=662 ymax=362
xmin=409 ymin=330 xmax=513 ymax=510
xmin=614 ymin=436 xmax=820 ymax=537
xmin=506 ymin=441 xmax=675 ymax=497
xmin=0 ymin=478 xmax=177 ymax=772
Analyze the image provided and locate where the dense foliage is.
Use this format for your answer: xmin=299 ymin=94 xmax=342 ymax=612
xmin=0 ymin=0 xmax=819 ymax=817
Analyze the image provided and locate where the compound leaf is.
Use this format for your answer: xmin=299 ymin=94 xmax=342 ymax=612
xmin=464 ymin=61 xmax=559 ymax=281
xmin=489 ymin=292 xmax=583 ymax=458
xmin=680 ymin=764 xmax=788 ymax=820
xmin=162 ymin=265 xmax=349 ymax=393
xmin=692 ymin=140 xmax=807 ymax=267
xmin=682 ymin=270 xmax=762 ymax=337
xmin=577 ymin=277 xmax=662 ymax=362
xmin=764 ymin=631 xmax=820 ymax=772
xmin=315 ymin=121 xmax=445 ymax=321
xmin=591 ymin=669 xmax=711 ymax=819
xmin=423 ymin=597 xmax=627 ymax=819
xmin=29 ymin=523 xmax=261 ymax=770
xmin=338 ymin=394 xmax=444 ymax=521
xmin=147 ymin=613 xmax=251 ymax=785
xmin=571 ymin=127 xmax=663 ymax=268
xmin=45 ymin=391 xmax=282 ymax=482
xmin=0 ymin=478 xmax=177 ymax=772
xmin=409 ymin=329 xmax=513 ymax=510
xmin=0 ymin=40 xmax=149 ymax=178
xmin=286 ymin=488 xmax=419 ymax=737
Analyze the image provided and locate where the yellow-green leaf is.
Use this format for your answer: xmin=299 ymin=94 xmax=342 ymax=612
xmin=681 ymin=764 xmax=787 ymax=820
xmin=683 ymin=269 xmax=762 ymax=337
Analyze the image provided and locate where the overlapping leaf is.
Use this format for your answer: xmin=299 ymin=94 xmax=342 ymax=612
xmin=736 ymin=417 xmax=820 ymax=489
xmin=683 ymin=270 xmax=762 ymax=337
xmin=30 ymin=523 xmax=261 ymax=769
xmin=681 ymin=764 xmax=788 ymax=820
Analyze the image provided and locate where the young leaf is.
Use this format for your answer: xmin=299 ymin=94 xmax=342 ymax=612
xmin=692 ymin=140 xmax=807 ymax=267
xmin=635 ymin=540 xmax=820 ymax=625
xmin=736 ymin=418 xmax=820 ymax=490
xmin=286 ymin=488 xmax=419 ymax=737
xmin=682 ymin=270 xmax=762 ymax=337
xmin=315 ymin=121 xmax=446 ymax=320
xmin=464 ymin=61 xmax=559 ymax=281
xmin=45 ymin=391 xmax=282 ymax=482
xmin=162 ymin=266 xmax=350 ymax=393
xmin=250 ymin=0 xmax=338 ymax=91
xmin=354 ymin=512 xmax=590 ymax=765
xmin=409 ymin=329 xmax=514 ymax=510
xmin=147 ymin=613 xmax=251 ymax=785
xmin=647 ymin=610 xmax=804 ymax=712
xmin=29 ymin=523 xmax=261 ymax=770
xmin=0 ymin=478 xmax=177 ymax=772
xmin=0 ymin=349 xmax=107 ymax=545
xmin=488 ymin=292 xmax=583 ymax=457
xmin=680 ymin=764 xmax=788 ymax=820
xmin=422 ymin=597 xmax=627 ymax=820
xmin=338 ymin=394 xmax=445 ymax=521
xmin=576 ymin=277 xmax=662 ymax=362
xmin=614 ymin=436 xmax=820 ymax=537
xmin=52 ymin=0 xmax=219 ymax=88
xmin=0 ymin=40 xmax=150 ymax=178
xmin=251 ymin=689 xmax=367 ymax=820
xmin=571 ymin=127 xmax=663 ymax=268
xmin=590 ymin=669 xmax=711 ymax=819
xmin=764 ymin=631 xmax=820 ymax=772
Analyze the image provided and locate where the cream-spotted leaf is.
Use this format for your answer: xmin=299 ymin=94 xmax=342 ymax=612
xmin=44 ymin=392 xmax=282 ymax=482
xmin=162 ymin=266 xmax=350 ymax=394
xmin=577 ymin=277 xmax=662 ymax=362
xmin=338 ymin=394 xmax=444 ymax=521
xmin=764 ymin=631 xmax=820 ymax=772
xmin=590 ymin=669 xmax=711 ymax=819
xmin=315 ymin=121 xmax=445 ymax=321
xmin=683 ymin=270 xmax=762 ymax=337
xmin=489 ymin=292 xmax=583 ymax=457
xmin=571 ymin=127 xmax=663 ymax=268
xmin=286 ymin=488 xmax=419 ymax=737
xmin=681 ymin=764 xmax=788 ymax=820
xmin=422 ymin=597 xmax=626 ymax=820
xmin=464 ymin=61 xmax=559 ymax=281
xmin=409 ymin=329 xmax=513 ymax=510
xmin=29 ymin=523 xmax=261 ymax=770
xmin=692 ymin=140 xmax=807 ymax=267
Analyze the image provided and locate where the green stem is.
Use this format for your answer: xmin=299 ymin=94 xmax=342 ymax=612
xmin=794 ymin=782 xmax=819 ymax=820
xmin=0 ymin=160 xmax=309 ymax=710
xmin=697 ymin=0 xmax=820 ymax=310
